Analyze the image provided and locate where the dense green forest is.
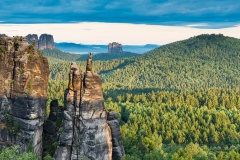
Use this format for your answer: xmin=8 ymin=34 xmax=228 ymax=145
xmin=45 ymin=34 xmax=240 ymax=159
xmin=1 ymin=34 xmax=239 ymax=159
xmin=43 ymin=48 xmax=139 ymax=61
xmin=49 ymin=34 xmax=240 ymax=90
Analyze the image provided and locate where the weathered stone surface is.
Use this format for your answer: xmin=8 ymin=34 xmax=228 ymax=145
xmin=86 ymin=52 xmax=92 ymax=71
xmin=107 ymin=110 xmax=125 ymax=160
xmin=55 ymin=146 xmax=71 ymax=160
xmin=26 ymin=34 xmax=38 ymax=49
xmin=0 ymin=36 xmax=49 ymax=158
xmin=54 ymin=53 xmax=124 ymax=160
xmin=108 ymin=42 xmax=123 ymax=53
xmin=59 ymin=111 xmax=73 ymax=146
xmin=38 ymin=34 xmax=55 ymax=50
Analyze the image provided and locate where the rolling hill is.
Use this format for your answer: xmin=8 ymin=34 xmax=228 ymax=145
xmin=49 ymin=34 xmax=240 ymax=91
xmin=42 ymin=48 xmax=139 ymax=62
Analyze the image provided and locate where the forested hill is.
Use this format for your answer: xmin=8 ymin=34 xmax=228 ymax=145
xmin=101 ymin=34 xmax=240 ymax=90
xmin=49 ymin=34 xmax=240 ymax=90
xmin=42 ymin=48 xmax=139 ymax=61
xmin=47 ymin=34 xmax=240 ymax=159
xmin=143 ymin=34 xmax=240 ymax=59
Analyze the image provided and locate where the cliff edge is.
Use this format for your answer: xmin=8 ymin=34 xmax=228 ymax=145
xmin=0 ymin=36 xmax=49 ymax=157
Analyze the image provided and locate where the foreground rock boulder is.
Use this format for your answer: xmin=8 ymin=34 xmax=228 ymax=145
xmin=0 ymin=36 xmax=49 ymax=157
xmin=55 ymin=53 xmax=124 ymax=160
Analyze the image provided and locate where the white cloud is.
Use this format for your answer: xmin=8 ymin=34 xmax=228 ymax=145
xmin=185 ymin=23 xmax=209 ymax=27
xmin=0 ymin=22 xmax=239 ymax=45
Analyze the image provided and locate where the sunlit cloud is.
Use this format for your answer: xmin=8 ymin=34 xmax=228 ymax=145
xmin=0 ymin=22 xmax=239 ymax=45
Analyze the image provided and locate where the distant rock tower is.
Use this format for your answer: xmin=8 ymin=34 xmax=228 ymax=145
xmin=108 ymin=42 xmax=123 ymax=53
xmin=38 ymin=34 xmax=55 ymax=50
xmin=26 ymin=34 xmax=38 ymax=44
xmin=27 ymin=34 xmax=55 ymax=50
xmin=26 ymin=34 xmax=38 ymax=49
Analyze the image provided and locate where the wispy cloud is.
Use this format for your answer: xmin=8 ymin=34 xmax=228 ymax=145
xmin=1 ymin=22 xmax=240 ymax=45
xmin=0 ymin=0 xmax=239 ymax=28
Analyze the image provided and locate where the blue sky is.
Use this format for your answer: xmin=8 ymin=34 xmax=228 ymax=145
xmin=1 ymin=0 xmax=239 ymax=28
xmin=0 ymin=0 xmax=240 ymax=44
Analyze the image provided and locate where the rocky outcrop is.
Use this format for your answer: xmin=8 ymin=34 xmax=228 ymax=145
xmin=108 ymin=42 xmax=123 ymax=53
xmin=26 ymin=34 xmax=38 ymax=43
xmin=26 ymin=34 xmax=55 ymax=50
xmin=26 ymin=34 xmax=38 ymax=50
xmin=38 ymin=34 xmax=55 ymax=50
xmin=107 ymin=110 xmax=125 ymax=159
xmin=54 ymin=53 xmax=124 ymax=160
xmin=0 ymin=36 xmax=49 ymax=157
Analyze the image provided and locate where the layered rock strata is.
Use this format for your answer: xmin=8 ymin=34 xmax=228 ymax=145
xmin=0 ymin=36 xmax=49 ymax=157
xmin=55 ymin=53 xmax=124 ymax=160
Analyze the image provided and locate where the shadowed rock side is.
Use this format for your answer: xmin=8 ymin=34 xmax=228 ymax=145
xmin=0 ymin=36 xmax=49 ymax=157
xmin=38 ymin=34 xmax=55 ymax=50
xmin=107 ymin=110 xmax=125 ymax=159
xmin=43 ymin=100 xmax=64 ymax=157
xmin=26 ymin=34 xmax=38 ymax=50
xmin=55 ymin=54 xmax=124 ymax=160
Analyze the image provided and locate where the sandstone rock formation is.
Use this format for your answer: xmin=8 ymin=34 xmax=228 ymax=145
xmin=26 ymin=33 xmax=55 ymax=50
xmin=26 ymin=34 xmax=38 ymax=44
xmin=55 ymin=53 xmax=124 ymax=160
xmin=26 ymin=34 xmax=38 ymax=50
xmin=0 ymin=36 xmax=49 ymax=157
xmin=108 ymin=42 xmax=123 ymax=53
xmin=107 ymin=110 xmax=125 ymax=159
xmin=38 ymin=34 xmax=55 ymax=50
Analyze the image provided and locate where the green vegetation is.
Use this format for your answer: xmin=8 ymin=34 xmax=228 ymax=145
xmin=45 ymin=34 xmax=240 ymax=159
xmin=0 ymin=33 xmax=7 ymax=38
xmin=43 ymin=48 xmax=80 ymax=61
xmin=43 ymin=34 xmax=240 ymax=159
xmin=0 ymin=146 xmax=39 ymax=160
xmin=18 ymin=68 xmax=24 ymax=74
xmin=42 ymin=48 xmax=139 ymax=62
xmin=0 ymin=45 xmax=6 ymax=53
xmin=2 ymin=34 xmax=239 ymax=159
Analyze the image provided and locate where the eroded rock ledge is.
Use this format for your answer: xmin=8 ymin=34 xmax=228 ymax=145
xmin=0 ymin=36 xmax=49 ymax=157
xmin=54 ymin=53 xmax=125 ymax=160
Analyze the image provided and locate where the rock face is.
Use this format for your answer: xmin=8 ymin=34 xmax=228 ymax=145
xmin=26 ymin=34 xmax=38 ymax=44
xmin=55 ymin=53 xmax=124 ymax=160
xmin=108 ymin=42 xmax=123 ymax=53
xmin=0 ymin=36 xmax=49 ymax=157
xmin=107 ymin=110 xmax=125 ymax=159
xmin=26 ymin=33 xmax=55 ymax=50
xmin=26 ymin=34 xmax=38 ymax=50
xmin=38 ymin=34 xmax=55 ymax=50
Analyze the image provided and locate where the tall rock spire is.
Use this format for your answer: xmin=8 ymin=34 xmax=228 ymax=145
xmin=54 ymin=53 xmax=124 ymax=160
